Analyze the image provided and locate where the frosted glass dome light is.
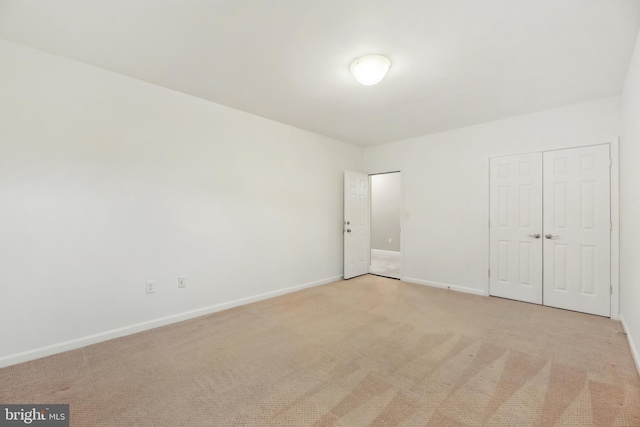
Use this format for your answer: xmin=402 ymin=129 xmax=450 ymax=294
xmin=349 ymin=54 xmax=391 ymax=85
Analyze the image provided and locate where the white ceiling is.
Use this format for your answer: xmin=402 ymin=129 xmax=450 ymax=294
xmin=1 ymin=1 xmax=639 ymax=146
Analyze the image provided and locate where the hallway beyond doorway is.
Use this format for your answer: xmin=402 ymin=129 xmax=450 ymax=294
xmin=370 ymin=249 xmax=400 ymax=279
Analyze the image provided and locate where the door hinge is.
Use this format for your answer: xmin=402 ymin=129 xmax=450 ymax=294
xmin=488 ymin=219 xmax=491 ymax=228
xmin=610 ymin=222 xmax=613 ymax=231
xmin=488 ymin=269 xmax=491 ymax=277
xmin=611 ymin=285 xmax=613 ymax=295
xmin=609 ymin=158 xmax=613 ymax=167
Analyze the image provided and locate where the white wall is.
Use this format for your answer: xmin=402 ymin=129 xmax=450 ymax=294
xmin=620 ymin=30 xmax=640 ymax=370
xmin=0 ymin=33 xmax=632 ymax=369
xmin=364 ymin=97 xmax=620 ymax=295
xmin=0 ymin=39 xmax=362 ymax=366
xmin=371 ymin=173 xmax=402 ymax=251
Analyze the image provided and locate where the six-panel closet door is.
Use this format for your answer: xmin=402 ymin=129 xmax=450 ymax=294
xmin=489 ymin=153 xmax=543 ymax=304
xmin=489 ymin=144 xmax=611 ymax=316
xmin=542 ymin=145 xmax=611 ymax=316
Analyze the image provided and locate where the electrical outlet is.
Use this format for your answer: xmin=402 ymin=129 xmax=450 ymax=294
xmin=146 ymin=280 xmax=155 ymax=294
xmin=178 ymin=277 xmax=186 ymax=288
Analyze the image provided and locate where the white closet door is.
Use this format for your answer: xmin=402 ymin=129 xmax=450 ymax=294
xmin=489 ymin=153 xmax=543 ymax=304
xmin=543 ymin=145 xmax=611 ymax=316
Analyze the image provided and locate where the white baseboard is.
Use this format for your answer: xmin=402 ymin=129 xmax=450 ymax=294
xmin=371 ymin=249 xmax=401 ymax=254
xmin=619 ymin=314 xmax=640 ymax=377
xmin=402 ymin=277 xmax=487 ymax=296
xmin=0 ymin=275 xmax=342 ymax=369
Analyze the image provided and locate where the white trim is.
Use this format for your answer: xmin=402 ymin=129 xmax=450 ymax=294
xmin=0 ymin=275 xmax=342 ymax=369
xmin=487 ymin=140 xmax=619 ymax=159
xmin=370 ymin=249 xmax=401 ymax=256
xmin=610 ymin=138 xmax=620 ymax=319
xmin=620 ymin=314 xmax=640 ymax=376
xmin=400 ymin=172 xmax=404 ymax=280
xmin=402 ymin=277 xmax=488 ymax=296
xmin=487 ymin=156 xmax=491 ymax=296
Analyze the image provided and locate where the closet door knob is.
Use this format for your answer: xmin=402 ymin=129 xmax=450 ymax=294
xmin=545 ymin=234 xmax=559 ymax=239
xmin=528 ymin=234 xmax=540 ymax=239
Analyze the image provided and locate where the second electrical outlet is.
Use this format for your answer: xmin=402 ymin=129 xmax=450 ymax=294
xmin=146 ymin=280 xmax=156 ymax=294
xmin=178 ymin=277 xmax=186 ymax=288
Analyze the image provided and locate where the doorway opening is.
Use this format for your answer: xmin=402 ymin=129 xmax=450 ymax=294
xmin=369 ymin=172 xmax=402 ymax=279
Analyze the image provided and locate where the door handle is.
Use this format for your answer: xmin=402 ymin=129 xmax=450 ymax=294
xmin=527 ymin=234 xmax=541 ymax=239
xmin=346 ymin=229 xmax=352 ymax=233
xmin=545 ymin=234 xmax=559 ymax=239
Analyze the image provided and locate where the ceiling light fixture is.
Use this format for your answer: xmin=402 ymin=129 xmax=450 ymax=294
xmin=349 ymin=54 xmax=391 ymax=85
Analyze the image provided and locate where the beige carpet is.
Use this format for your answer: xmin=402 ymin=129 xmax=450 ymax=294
xmin=1 ymin=275 xmax=639 ymax=426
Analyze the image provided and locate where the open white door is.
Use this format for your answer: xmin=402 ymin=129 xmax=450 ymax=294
xmin=543 ymin=144 xmax=611 ymax=316
xmin=344 ymin=171 xmax=369 ymax=279
xmin=489 ymin=153 xmax=543 ymax=304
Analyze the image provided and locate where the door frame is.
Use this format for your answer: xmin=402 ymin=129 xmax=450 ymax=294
xmin=487 ymin=139 xmax=620 ymax=319
xmin=368 ymin=170 xmax=404 ymax=280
